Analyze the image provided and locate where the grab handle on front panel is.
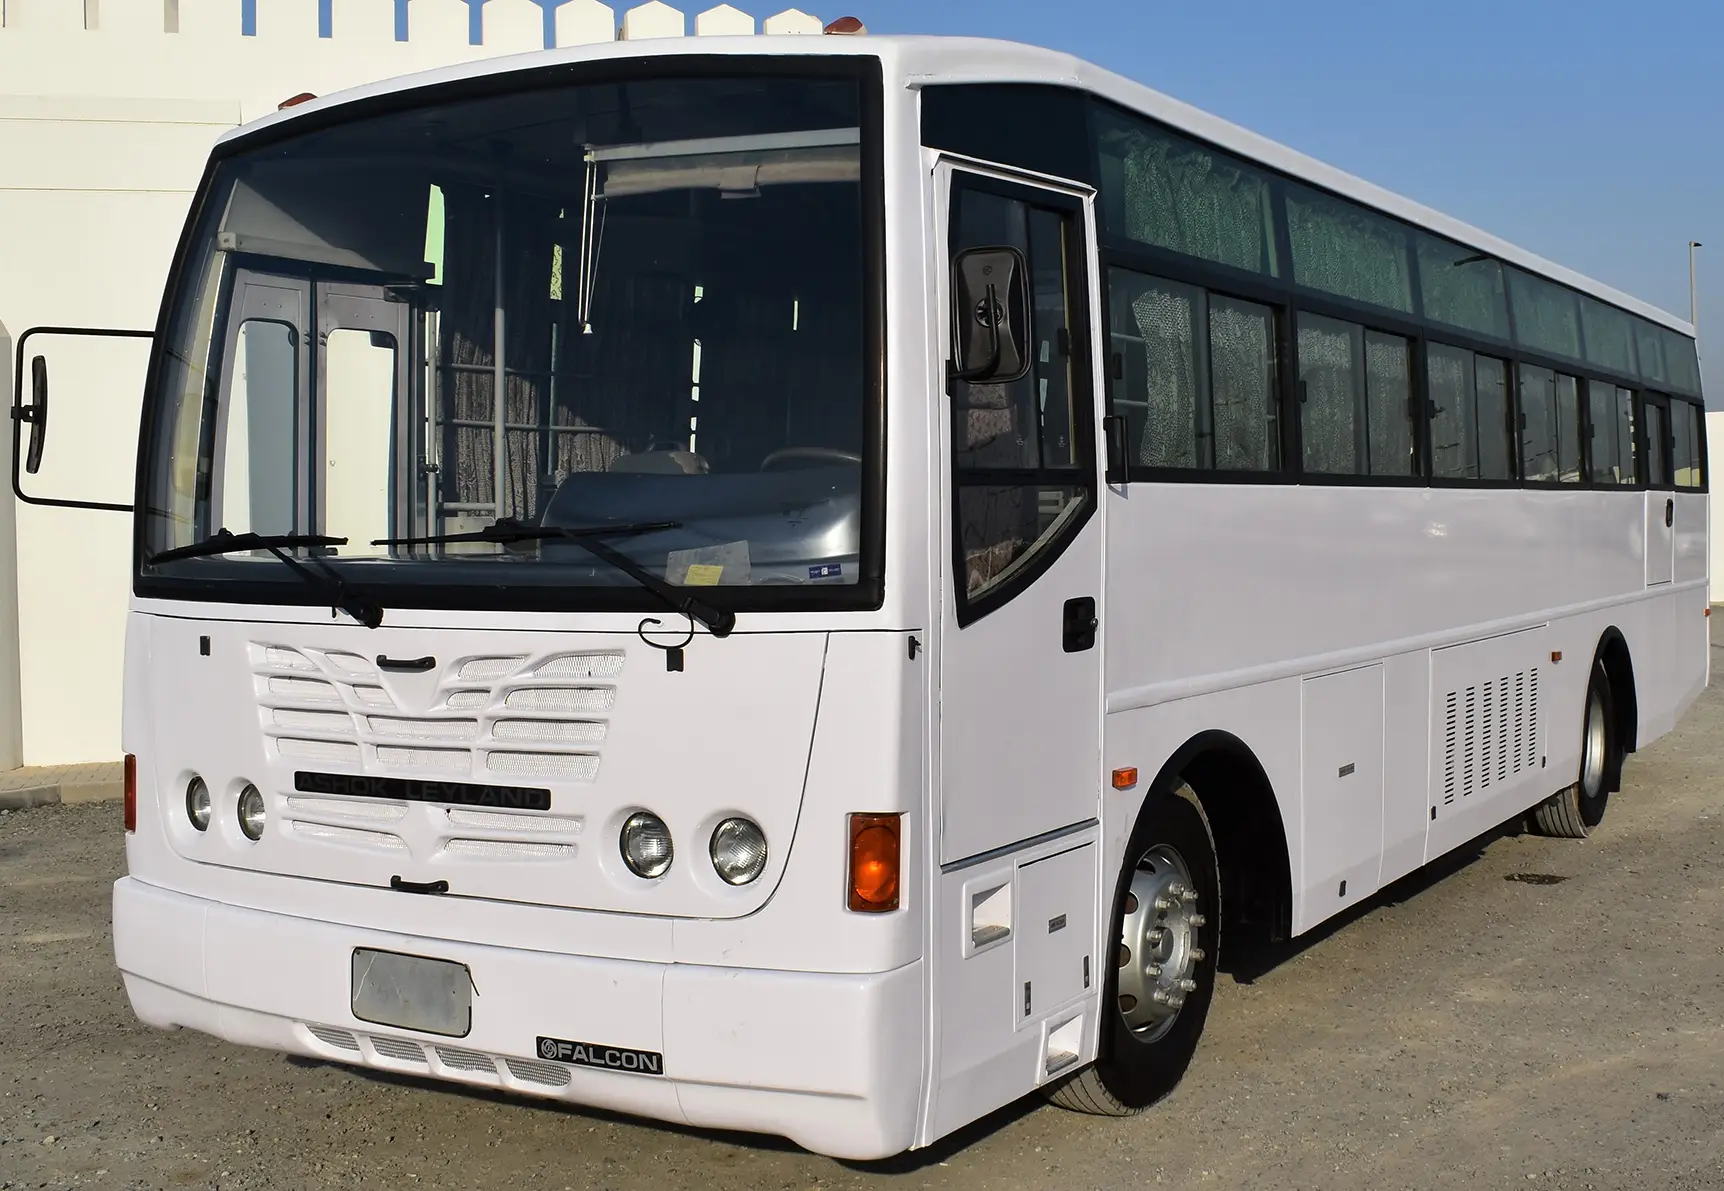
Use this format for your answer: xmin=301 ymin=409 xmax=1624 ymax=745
xmin=377 ymin=655 xmax=436 ymax=672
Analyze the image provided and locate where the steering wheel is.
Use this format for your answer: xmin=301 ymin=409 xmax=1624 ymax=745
xmin=759 ymin=447 xmax=863 ymax=472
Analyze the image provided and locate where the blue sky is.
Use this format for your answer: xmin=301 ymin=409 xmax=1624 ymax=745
xmin=269 ymin=0 xmax=1721 ymax=398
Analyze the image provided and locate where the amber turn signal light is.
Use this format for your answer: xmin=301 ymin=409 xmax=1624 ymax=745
xmin=1111 ymin=767 xmax=1138 ymax=790
xmin=123 ymin=754 xmax=137 ymax=833
xmin=848 ymin=813 xmax=900 ymax=912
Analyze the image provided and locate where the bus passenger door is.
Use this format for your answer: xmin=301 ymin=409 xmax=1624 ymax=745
xmin=935 ymin=167 xmax=1104 ymax=865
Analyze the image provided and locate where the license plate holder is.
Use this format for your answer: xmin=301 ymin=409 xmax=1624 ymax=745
xmin=350 ymin=948 xmax=472 ymax=1038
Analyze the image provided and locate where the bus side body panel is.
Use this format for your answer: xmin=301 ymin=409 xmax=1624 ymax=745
xmin=1101 ymin=482 xmax=1702 ymax=939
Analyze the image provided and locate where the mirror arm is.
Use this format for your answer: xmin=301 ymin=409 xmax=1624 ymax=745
xmin=949 ymin=282 xmax=1004 ymax=385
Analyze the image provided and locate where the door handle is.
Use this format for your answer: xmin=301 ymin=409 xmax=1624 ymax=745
xmin=1666 ymin=498 xmax=1674 ymax=528
xmin=377 ymin=655 xmax=436 ymax=672
xmin=1062 ymin=597 xmax=1098 ymax=653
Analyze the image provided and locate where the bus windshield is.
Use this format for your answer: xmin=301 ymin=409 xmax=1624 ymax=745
xmin=139 ymin=71 xmax=874 ymax=612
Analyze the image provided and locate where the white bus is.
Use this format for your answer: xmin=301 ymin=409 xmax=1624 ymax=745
xmin=23 ymin=30 xmax=1702 ymax=1161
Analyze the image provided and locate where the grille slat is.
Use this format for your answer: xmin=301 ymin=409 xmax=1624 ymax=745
xmin=437 ymin=1047 xmax=500 ymax=1075
xmin=370 ymin=1037 xmax=429 ymax=1065
xmin=308 ymin=1025 xmax=360 ymax=1052
xmin=506 ymin=1058 xmax=573 ymax=1087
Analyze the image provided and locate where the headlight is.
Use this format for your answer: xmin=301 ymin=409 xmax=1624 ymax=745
xmin=186 ymin=777 xmax=211 ymax=832
xmin=237 ymin=784 xmax=266 ymax=841
xmin=709 ymin=818 xmax=768 ymax=886
xmin=620 ymin=811 xmax=672 ymax=879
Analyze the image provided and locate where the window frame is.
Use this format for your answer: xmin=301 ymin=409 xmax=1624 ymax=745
xmin=944 ymin=170 xmax=1100 ymax=628
xmin=1673 ymin=395 xmax=1710 ymax=491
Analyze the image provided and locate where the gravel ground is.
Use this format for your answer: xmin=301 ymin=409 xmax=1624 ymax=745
xmin=4 ymin=661 xmax=1723 ymax=1190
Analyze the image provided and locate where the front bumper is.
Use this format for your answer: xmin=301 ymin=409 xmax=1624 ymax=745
xmin=113 ymin=877 xmax=924 ymax=1160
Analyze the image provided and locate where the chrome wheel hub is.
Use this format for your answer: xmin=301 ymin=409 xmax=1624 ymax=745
xmin=1116 ymin=843 xmax=1204 ymax=1042
xmin=1581 ymin=687 xmax=1607 ymax=799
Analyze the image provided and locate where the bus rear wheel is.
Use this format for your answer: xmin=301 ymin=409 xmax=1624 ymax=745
xmin=1532 ymin=661 xmax=1615 ymax=839
xmin=1044 ymin=782 xmax=1219 ymax=1115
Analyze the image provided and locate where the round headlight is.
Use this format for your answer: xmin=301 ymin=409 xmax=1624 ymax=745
xmin=186 ymin=777 xmax=211 ymax=832
xmin=237 ymin=784 xmax=266 ymax=841
xmin=710 ymin=818 xmax=768 ymax=886
xmin=620 ymin=811 xmax=672 ymax=879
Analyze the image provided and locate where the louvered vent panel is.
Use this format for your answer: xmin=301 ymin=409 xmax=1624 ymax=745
xmin=1443 ymin=692 xmax=1458 ymax=805
xmin=1441 ymin=666 xmax=1542 ymax=804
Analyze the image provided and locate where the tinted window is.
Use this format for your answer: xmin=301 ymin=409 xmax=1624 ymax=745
xmin=1586 ymin=380 xmax=1636 ymax=485
xmin=1508 ymin=268 xmax=1582 ymax=362
xmin=1645 ymin=400 xmax=1670 ymax=487
xmin=1296 ymin=314 xmax=1414 ymax=476
xmin=1664 ymin=329 xmax=1702 ymax=396
xmin=1109 ymin=269 xmax=1278 ymax=470
xmin=920 ymin=85 xmax=1092 ymax=185
xmin=1519 ymin=364 xmax=1559 ymax=482
xmin=1428 ymin=343 xmax=1478 ymax=479
xmin=1286 ymin=186 xmax=1415 ymax=313
xmin=1556 ymin=373 xmax=1582 ymax=483
xmin=1417 ymin=235 xmax=1510 ymax=340
xmin=1672 ymin=400 xmax=1698 ymax=488
xmin=1095 ymin=108 xmax=1280 ymax=276
xmin=1519 ymin=365 xmax=1582 ymax=484
xmin=1635 ymin=319 xmax=1666 ymax=385
xmin=1580 ymin=296 xmax=1637 ymax=376
xmin=1475 ymin=355 xmax=1513 ymax=480
xmin=1675 ymin=401 xmax=1706 ymax=488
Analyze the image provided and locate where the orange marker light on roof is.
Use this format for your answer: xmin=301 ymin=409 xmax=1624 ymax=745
xmin=1111 ymin=767 xmax=1138 ymax=790
xmin=848 ymin=813 xmax=900 ymax=912
xmin=278 ymin=93 xmax=317 ymax=110
xmin=823 ymin=16 xmax=867 ymax=34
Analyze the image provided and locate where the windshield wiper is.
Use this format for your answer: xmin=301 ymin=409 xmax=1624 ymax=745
xmin=147 ymin=529 xmax=385 ymax=629
xmin=372 ymin=520 xmax=735 ymax=638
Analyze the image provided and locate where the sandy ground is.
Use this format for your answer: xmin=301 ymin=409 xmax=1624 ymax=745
xmin=3 ymin=656 xmax=1723 ymax=1190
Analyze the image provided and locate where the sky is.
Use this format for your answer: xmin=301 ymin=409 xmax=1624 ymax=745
xmin=266 ymin=0 xmax=1723 ymax=400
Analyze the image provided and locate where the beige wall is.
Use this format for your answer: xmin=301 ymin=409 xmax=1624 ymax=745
xmin=0 ymin=0 xmax=829 ymax=765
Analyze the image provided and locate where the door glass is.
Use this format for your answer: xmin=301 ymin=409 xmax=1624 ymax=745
xmin=324 ymin=328 xmax=397 ymax=556
xmin=950 ymin=183 xmax=1091 ymax=607
xmin=221 ymin=319 xmax=298 ymax=540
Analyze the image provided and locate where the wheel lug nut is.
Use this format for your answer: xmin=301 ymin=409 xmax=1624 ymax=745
xmin=1180 ymin=888 xmax=1198 ymax=903
xmin=1151 ymin=989 xmax=1173 ymax=1006
xmin=1153 ymin=896 xmax=1174 ymax=912
xmin=1188 ymin=913 xmax=1207 ymax=928
xmin=1178 ymin=977 xmax=1197 ymax=993
xmin=1145 ymin=964 xmax=1162 ymax=978
xmin=1189 ymin=947 xmax=1206 ymax=963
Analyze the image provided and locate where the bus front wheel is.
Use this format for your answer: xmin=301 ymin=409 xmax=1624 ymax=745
xmin=1044 ymin=782 xmax=1220 ymax=1115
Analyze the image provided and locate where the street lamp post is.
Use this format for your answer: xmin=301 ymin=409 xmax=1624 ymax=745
xmin=1690 ymin=240 xmax=1703 ymax=330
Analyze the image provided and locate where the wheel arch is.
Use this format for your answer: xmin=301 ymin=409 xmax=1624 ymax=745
xmin=1593 ymin=627 xmax=1638 ymax=790
xmin=1145 ymin=730 xmax=1292 ymax=949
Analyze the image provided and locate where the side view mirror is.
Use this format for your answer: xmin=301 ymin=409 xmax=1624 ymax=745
xmin=950 ymin=246 xmax=1031 ymax=385
xmin=11 ymin=324 xmax=152 ymax=512
xmin=21 ymin=355 xmax=47 ymax=475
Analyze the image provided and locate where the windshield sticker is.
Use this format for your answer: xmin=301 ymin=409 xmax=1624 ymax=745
xmin=667 ymin=541 xmax=751 ymax=586
xmin=809 ymin=563 xmax=843 ymax=580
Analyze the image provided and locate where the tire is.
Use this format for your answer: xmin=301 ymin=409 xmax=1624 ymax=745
xmin=1532 ymin=661 xmax=1615 ymax=839
xmin=1044 ymin=782 xmax=1220 ymax=1115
